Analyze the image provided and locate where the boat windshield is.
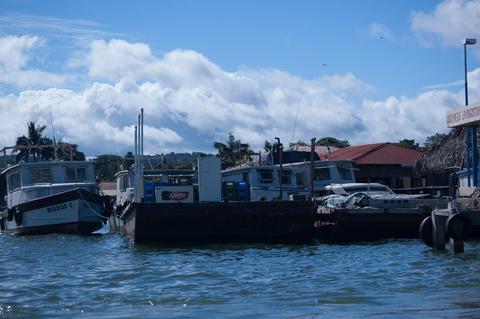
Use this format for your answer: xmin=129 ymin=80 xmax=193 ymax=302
xmin=369 ymin=186 xmax=393 ymax=193
xmin=65 ymin=167 xmax=88 ymax=182
xmin=144 ymin=174 xmax=193 ymax=186
xmin=28 ymin=167 xmax=52 ymax=184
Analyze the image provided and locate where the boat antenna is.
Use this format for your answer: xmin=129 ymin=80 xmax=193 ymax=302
xmin=48 ymin=105 xmax=58 ymax=160
xmin=290 ymin=100 xmax=301 ymax=146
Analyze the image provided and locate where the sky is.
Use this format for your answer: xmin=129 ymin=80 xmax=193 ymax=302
xmin=1 ymin=0 xmax=480 ymax=156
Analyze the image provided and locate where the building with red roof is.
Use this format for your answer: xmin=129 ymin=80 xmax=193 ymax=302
xmin=326 ymin=142 xmax=424 ymax=190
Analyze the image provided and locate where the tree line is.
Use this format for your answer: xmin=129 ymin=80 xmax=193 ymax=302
xmin=7 ymin=121 xmax=450 ymax=181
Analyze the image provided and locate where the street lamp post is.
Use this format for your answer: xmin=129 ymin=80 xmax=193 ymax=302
xmin=464 ymin=38 xmax=477 ymax=186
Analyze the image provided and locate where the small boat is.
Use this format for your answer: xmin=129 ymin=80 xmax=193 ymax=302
xmin=0 ymin=161 xmax=111 ymax=235
xmin=314 ymin=182 xmax=448 ymax=241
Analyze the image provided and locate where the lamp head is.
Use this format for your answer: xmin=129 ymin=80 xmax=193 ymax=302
xmin=464 ymin=38 xmax=477 ymax=45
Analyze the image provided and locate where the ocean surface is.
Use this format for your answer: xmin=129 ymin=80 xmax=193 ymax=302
xmin=1 ymin=233 xmax=480 ymax=319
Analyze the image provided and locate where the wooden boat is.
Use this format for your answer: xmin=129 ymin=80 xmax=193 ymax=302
xmin=0 ymin=161 xmax=111 ymax=235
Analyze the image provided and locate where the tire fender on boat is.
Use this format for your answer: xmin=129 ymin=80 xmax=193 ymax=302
xmin=419 ymin=216 xmax=433 ymax=247
xmin=445 ymin=213 xmax=472 ymax=240
xmin=14 ymin=208 xmax=22 ymax=226
xmin=6 ymin=208 xmax=14 ymax=221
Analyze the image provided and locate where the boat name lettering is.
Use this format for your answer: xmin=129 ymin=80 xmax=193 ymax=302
xmin=47 ymin=203 xmax=68 ymax=212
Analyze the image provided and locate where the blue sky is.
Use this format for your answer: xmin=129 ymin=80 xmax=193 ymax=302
xmin=0 ymin=0 xmax=479 ymax=155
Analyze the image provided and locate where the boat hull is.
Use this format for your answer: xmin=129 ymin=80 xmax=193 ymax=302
xmin=2 ymin=189 xmax=105 ymax=235
xmin=114 ymin=201 xmax=316 ymax=244
xmin=315 ymin=209 xmax=430 ymax=241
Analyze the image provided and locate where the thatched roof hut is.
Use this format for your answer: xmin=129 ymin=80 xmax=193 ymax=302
xmin=415 ymin=128 xmax=466 ymax=176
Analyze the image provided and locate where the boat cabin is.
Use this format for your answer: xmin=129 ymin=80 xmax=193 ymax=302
xmin=115 ymin=169 xmax=198 ymax=207
xmin=283 ymin=160 xmax=356 ymax=196
xmin=221 ymin=165 xmax=307 ymax=201
xmin=1 ymin=161 xmax=96 ymax=208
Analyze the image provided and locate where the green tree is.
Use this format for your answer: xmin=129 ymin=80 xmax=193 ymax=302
xmin=423 ymin=133 xmax=448 ymax=149
xmin=213 ymin=132 xmax=253 ymax=169
xmin=289 ymin=140 xmax=308 ymax=148
xmin=315 ymin=137 xmax=350 ymax=148
xmin=39 ymin=139 xmax=85 ymax=161
xmin=264 ymin=140 xmax=273 ymax=153
xmin=13 ymin=121 xmax=48 ymax=162
xmin=122 ymin=151 xmax=134 ymax=170
xmin=57 ymin=142 xmax=85 ymax=161
xmin=13 ymin=121 xmax=85 ymax=163
xmin=93 ymin=154 xmax=122 ymax=182
xmin=397 ymin=139 xmax=420 ymax=149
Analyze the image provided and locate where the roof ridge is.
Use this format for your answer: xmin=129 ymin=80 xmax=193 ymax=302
xmin=351 ymin=142 xmax=390 ymax=161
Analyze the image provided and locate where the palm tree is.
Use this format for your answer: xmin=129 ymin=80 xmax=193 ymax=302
xmin=13 ymin=122 xmax=48 ymax=162
xmin=213 ymin=132 xmax=253 ymax=169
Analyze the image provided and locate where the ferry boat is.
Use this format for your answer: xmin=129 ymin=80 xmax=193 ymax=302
xmin=0 ymin=161 xmax=110 ymax=235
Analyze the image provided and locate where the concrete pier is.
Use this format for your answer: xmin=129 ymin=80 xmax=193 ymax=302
xmin=423 ymin=198 xmax=477 ymax=253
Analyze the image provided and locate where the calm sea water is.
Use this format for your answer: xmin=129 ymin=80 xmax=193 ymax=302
xmin=1 ymin=233 xmax=480 ymax=319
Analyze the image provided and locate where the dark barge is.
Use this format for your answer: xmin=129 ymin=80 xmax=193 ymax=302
xmin=112 ymin=200 xmax=316 ymax=244
xmin=315 ymin=206 xmax=432 ymax=241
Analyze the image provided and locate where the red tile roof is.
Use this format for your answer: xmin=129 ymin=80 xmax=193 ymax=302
xmin=328 ymin=143 xmax=422 ymax=165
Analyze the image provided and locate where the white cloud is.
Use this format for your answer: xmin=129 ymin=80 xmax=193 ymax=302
xmin=360 ymin=89 xmax=462 ymax=143
xmin=0 ymin=14 xmax=118 ymax=47
xmin=0 ymin=35 xmax=39 ymax=70
xmin=369 ymin=23 xmax=394 ymax=41
xmin=0 ymin=35 xmax=68 ymax=88
xmin=0 ymin=37 xmax=474 ymax=156
xmin=411 ymin=0 xmax=480 ymax=46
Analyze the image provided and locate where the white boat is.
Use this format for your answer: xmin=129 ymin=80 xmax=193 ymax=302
xmin=221 ymin=165 xmax=308 ymax=201
xmin=114 ymin=168 xmax=197 ymax=210
xmin=0 ymin=161 xmax=110 ymax=235
xmin=221 ymin=160 xmax=357 ymax=201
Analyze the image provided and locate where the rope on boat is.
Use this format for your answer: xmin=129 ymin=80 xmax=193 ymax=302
xmin=76 ymin=189 xmax=111 ymax=220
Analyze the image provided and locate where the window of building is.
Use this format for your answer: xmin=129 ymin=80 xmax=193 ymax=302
xmin=314 ymin=168 xmax=331 ymax=180
xmin=338 ymin=167 xmax=352 ymax=180
xmin=257 ymin=169 xmax=273 ymax=184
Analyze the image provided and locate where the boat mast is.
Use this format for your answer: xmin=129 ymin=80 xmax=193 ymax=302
xmin=48 ymin=105 xmax=58 ymax=160
xmin=133 ymin=109 xmax=145 ymax=203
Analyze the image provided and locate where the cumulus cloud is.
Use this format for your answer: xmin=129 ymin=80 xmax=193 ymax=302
xmin=0 ymin=35 xmax=39 ymax=70
xmin=0 ymin=35 xmax=67 ymax=88
xmin=0 ymin=37 xmax=473 ymax=156
xmin=411 ymin=0 xmax=480 ymax=46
